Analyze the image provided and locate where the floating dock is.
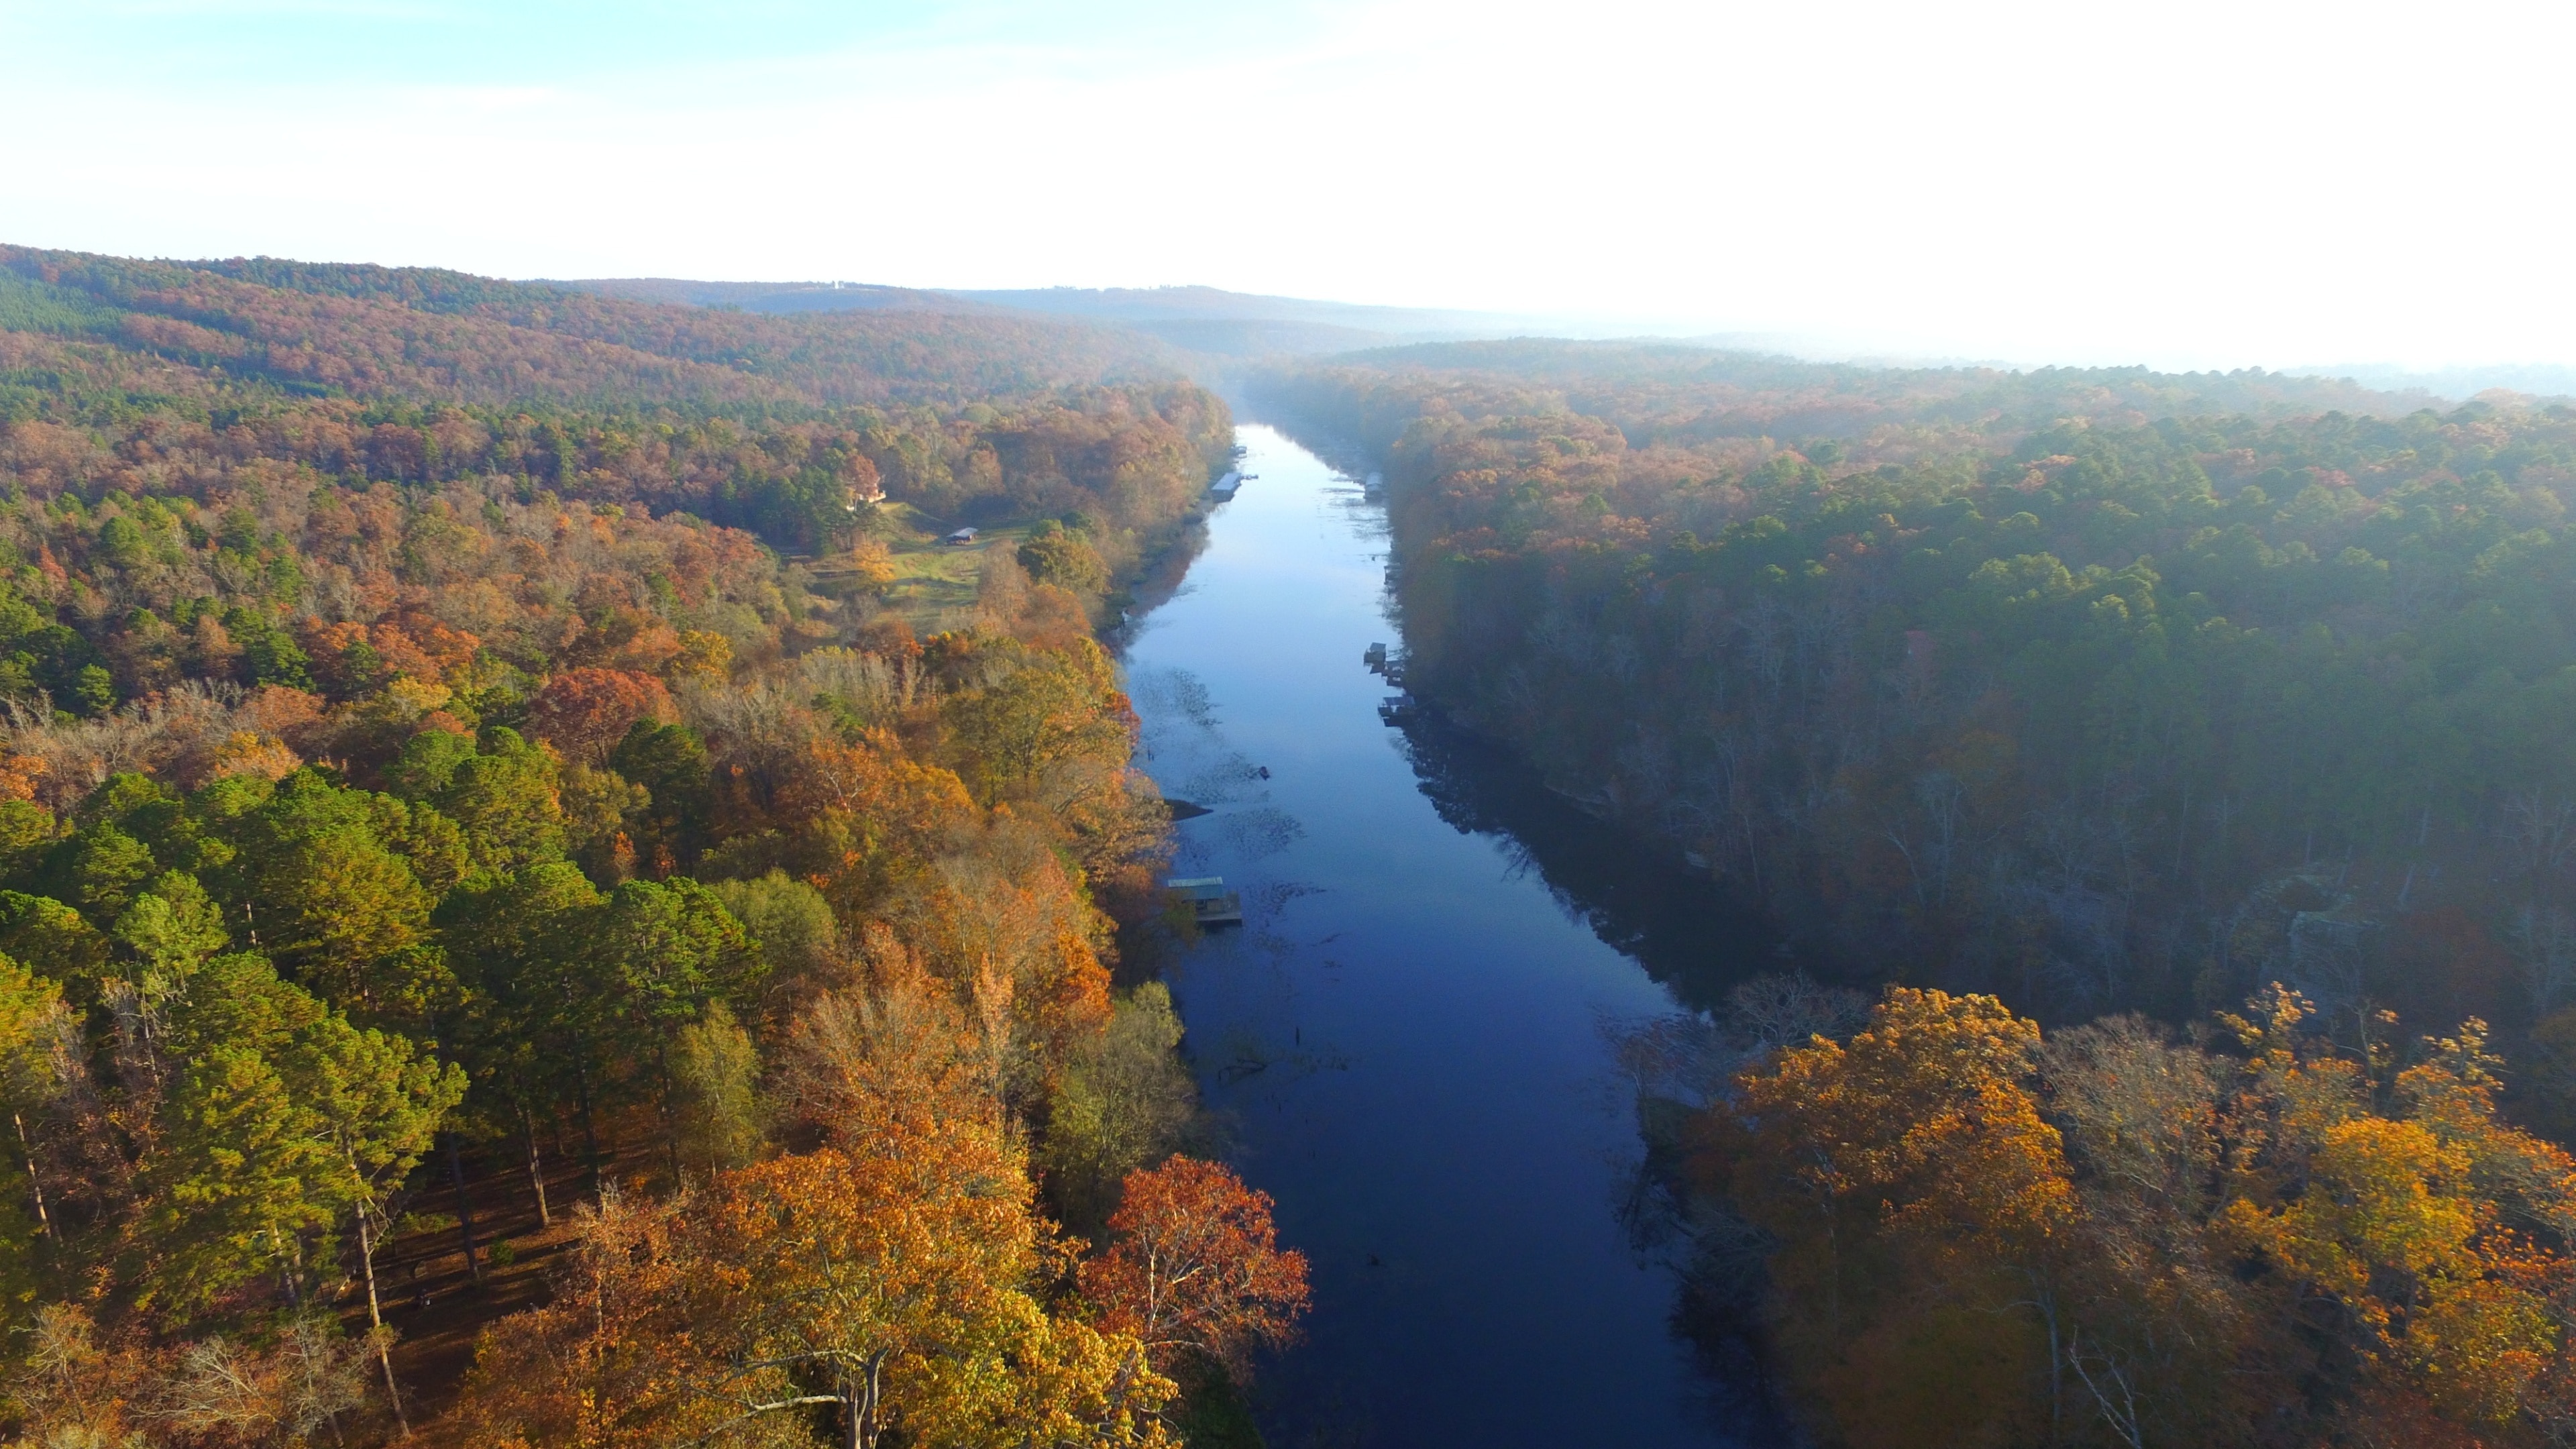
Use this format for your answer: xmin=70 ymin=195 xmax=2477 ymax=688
xmin=1165 ymin=875 xmax=1244 ymax=927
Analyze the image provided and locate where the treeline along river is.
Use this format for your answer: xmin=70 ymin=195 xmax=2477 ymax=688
xmin=1122 ymin=425 xmax=1782 ymax=1448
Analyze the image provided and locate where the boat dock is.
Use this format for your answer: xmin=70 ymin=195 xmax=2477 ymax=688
xmin=1364 ymin=641 xmax=1403 ymax=686
xmin=1165 ymin=875 xmax=1244 ymax=927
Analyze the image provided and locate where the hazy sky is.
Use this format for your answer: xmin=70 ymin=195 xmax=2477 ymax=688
xmin=3 ymin=0 xmax=2569 ymax=370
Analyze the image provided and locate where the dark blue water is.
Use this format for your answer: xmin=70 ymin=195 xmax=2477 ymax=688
xmin=1123 ymin=425 xmax=1769 ymax=1448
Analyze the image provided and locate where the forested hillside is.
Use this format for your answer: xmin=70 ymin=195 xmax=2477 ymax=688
xmin=0 ymin=249 xmax=1300 ymax=1447
xmin=1263 ymin=344 xmax=2576 ymax=1030
xmin=2 ymin=247 xmax=1192 ymax=407
xmin=1267 ymin=343 xmax=2576 ymax=1444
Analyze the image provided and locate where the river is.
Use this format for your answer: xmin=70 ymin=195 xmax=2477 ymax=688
xmin=1120 ymin=424 xmax=1781 ymax=1448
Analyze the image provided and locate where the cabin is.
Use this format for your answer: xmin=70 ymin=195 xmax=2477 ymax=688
xmin=945 ymin=527 xmax=979 ymax=545
xmin=1165 ymin=875 xmax=1244 ymax=927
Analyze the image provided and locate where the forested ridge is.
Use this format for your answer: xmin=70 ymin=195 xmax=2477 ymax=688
xmin=1 ymin=247 xmax=1192 ymax=408
xmin=0 ymin=248 xmax=1304 ymax=1448
xmin=1263 ymin=341 xmax=2576 ymax=1444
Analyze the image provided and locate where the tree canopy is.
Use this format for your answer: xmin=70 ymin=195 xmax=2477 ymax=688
xmin=0 ymin=248 xmax=1291 ymax=1447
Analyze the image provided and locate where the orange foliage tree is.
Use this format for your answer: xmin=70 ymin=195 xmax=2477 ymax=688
xmin=1079 ymin=1156 xmax=1310 ymax=1383
xmin=458 ymin=1132 xmax=1176 ymax=1449
xmin=526 ymin=666 xmax=675 ymax=763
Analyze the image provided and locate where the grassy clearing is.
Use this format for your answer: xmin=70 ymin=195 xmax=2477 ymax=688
xmin=806 ymin=498 xmax=1212 ymax=636
xmin=800 ymin=502 xmax=1038 ymax=634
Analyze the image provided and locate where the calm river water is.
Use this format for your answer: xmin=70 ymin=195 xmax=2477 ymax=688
xmin=1122 ymin=425 xmax=1778 ymax=1448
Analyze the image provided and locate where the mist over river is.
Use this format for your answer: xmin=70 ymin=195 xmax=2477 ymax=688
xmin=1121 ymin=425 xmax=1781 ymax=1448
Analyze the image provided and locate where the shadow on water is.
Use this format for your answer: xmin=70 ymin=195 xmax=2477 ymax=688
xmin=1392 ymin=711 xmax=1780 ymax=1016
xmin=1388 ymin=713 xmax=1801 ymax=1444
xmin=1245 ymin=406 xmax=1785 ymax=1012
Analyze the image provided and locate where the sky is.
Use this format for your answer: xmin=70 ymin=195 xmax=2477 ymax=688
xmin=2 ymin=0 xmax=2570 ymax=372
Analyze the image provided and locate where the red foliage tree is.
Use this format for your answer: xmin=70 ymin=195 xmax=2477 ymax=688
xmin=525 ymin=667 xmax=674 ymax=762
xmin=1079 ymin=1156 xmax=1309 ymax=1382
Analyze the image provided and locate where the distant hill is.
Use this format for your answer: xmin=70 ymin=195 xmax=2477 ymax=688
xmin=0 ymin=244 xmax=1235 ymax=565
xmin=2291 ymin=361 xmax=2576 ymax=402
xmin=949 ymin=284 xmax=1503 ymax=333
xmin=545 ymin=278 xmax=1529 ymax=359
xmin=0 ymin=248 xmax=1189 ymax=411
xmin=1104 ymin=316 xmax=1398 ymax=358
xmin=1346 ymin=335 xmax=2449 ymax=412
xmin=551 ymin=276 xmax=980 ymax=315
xmin=1254 ymin=337 xmax=2457 ymax=456
xmin=546 ymin=280 xmax=1552 ymax=358
xmin=531 ymin=277 xmax=2576 ymax=391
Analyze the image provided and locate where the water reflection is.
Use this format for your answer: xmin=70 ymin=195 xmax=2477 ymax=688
xmin=1392 ymin=713 xmax=1776 ymax=1015
xmin=1122 ymin=425 xmax=1785 ymax=1448
xmin=1390 ymin=681 xmax=1799 ymax=1441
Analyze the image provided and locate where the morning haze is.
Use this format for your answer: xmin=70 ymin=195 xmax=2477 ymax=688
xmin=0 ymin=2 xmax=2571 ymax=1446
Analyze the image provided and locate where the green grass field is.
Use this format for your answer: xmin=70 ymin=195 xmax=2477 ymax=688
xmin=801 ymin=502 xmax=1037 ymax=634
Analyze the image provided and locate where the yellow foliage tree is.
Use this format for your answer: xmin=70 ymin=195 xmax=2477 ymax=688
xmin=1709 ymin=987 xmax=2076 ymax=1448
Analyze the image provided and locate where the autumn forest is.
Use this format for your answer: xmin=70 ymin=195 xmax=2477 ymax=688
xmin=0 ymin=246 xmax=1303 ymax=1448
xmin=1259 ymin=342 xmax=2576 ymax=1447
xmin=10 ymin=231 xmax=2576 ymax=1449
